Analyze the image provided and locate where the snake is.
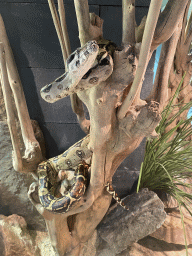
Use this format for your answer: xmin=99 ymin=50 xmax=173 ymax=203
xmin=37 ymin=39 xmax=128 ymax=213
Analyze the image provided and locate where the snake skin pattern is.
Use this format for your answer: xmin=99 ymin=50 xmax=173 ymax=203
xmin=38 ymin=160 xmax=89 ymax=213
xmin=37 ymin=135 xmax=92 ymax=213
xmin=40 ymin=39 xmax=116 ymax=103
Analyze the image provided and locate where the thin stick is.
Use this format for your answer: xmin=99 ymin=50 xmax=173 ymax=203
xmin=74 ymin=0 xmax=91 ymax=46
xmin=158 ymin=30 xmax=181 ymax=110
xmin=57 ymin=0 xmax=71 ymax=56
xmin=122 ymin=0 xmax=136 ymax=45
xmin=0 ymin=15 xmax=39 ymax=153
xmin=0 ymin=43 xmax=23 ymax=172
xmin=186 ymin=10 xmax=192 ymax=37
xmin=118 ymin=0 xmax=163 ymax=120
xmin=185 ymin=12 xmax=192 ymax=48
xmin=48 ymin=0 xmax=68 ymax=67
xmin=180 ymin=0 xmax=191 ymax=43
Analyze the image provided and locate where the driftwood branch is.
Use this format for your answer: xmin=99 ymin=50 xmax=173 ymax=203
xmin=122 ymin=0 xmax=136 ymax=45
xmin=152 ymin=0 xmax=189 ymax=50
xmin=0 ymin=15 xmax=43 ymax=172
xmin=185 ymin=13 xmax=192 ymax=51
xmin=74 ymin=0 xmax=91 ymax=46
xmin=0 ymin=43 xmax=23 ymax=172
xmin=180 ymin=0 xmax=191 ymax=44
xmin=148 ymin=23 xmax=182 ymax=111
xmin=118 ymin=0 xmax=162 ymax=120
xmin=58 ymin=0 xmax=71 ymax=56
xmin=74 ymin=0 xmax=103 ymax=46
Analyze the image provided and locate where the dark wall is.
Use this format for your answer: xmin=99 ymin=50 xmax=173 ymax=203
xmin=0 ymin=0 xmax=153 ymax=195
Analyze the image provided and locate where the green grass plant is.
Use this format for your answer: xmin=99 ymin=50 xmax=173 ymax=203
xmin=137 ymin=77 xmax=192 ymax=255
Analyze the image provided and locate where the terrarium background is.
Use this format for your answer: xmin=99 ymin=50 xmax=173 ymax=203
xmin=0 ymin=0 xmax=153 ymax=197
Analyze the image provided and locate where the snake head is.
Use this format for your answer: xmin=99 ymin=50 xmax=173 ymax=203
xmin=40 ymin=40 xmax=99 ymax=103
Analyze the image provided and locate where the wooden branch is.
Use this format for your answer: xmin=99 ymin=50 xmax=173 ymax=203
xmin=74 ymin=0 xmax=91 ymax=46
xmin=186 ymin=9 xmax=192 ymax=37
xmin=0 ymin=43 xmax=23 ymax=172
xmin=180 ymin=0 xmax=191 ymax=44
xmin=148 ymin=24 xmax=182 ymax=111
xmin=118 ymin=0 xmax=163 ymax=120
xmin=0 ymin=15 xmax=43 ymax=172
xmin=122 ymin=0 xmax=136 ymax=45
xmin=174 ymin=1 xmax=192 ymax=70
xmin=152 ymin=0 xmax=189 ymax=50
xmin=57 ymin=0 xmax=71 ymax=56
xmin=185 ymin=14 xmax=192 ymax=51
xmin=48 ymin=0 xmax=68 ymax=67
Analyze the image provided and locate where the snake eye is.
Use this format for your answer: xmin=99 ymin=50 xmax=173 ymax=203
xmin=76 ymin=150 xmax=85 ymax=158
xmin=65 ymin=159 xmax=72 ymax=167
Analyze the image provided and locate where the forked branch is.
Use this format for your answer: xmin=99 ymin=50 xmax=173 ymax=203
xmin=0 ymin=15 xmax=43 ymax=172
xmin=118 ymin=0 xmax=163 ymax=120
xmin=58 ymin=0 xmax=71 ymax=56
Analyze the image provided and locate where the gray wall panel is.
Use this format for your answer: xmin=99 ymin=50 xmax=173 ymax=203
xmin=19 ymin=68 xmax=78 ymax=123
xmin=41 ymin=123 xmax=86 ymax=157
xmin=1 ymin=3 xmax=99 ymax=69
xmin=0 ymin=1 xmax=150 ymax=6
xmin=100 ymin=5 xmax=148 ymax=46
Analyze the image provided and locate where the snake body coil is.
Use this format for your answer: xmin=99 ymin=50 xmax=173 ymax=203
xmin=38 ymin=161 xmax=89 ymax=213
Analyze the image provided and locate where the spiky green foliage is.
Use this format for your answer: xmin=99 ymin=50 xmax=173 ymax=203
xmin=137 ymin=77 xmax=192 ymax=255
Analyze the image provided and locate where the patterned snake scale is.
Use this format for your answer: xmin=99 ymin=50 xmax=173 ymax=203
xmin=37 ymin=135 xmax=92 ymax=213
